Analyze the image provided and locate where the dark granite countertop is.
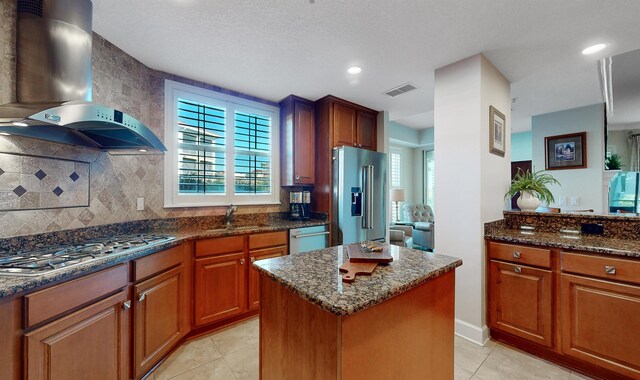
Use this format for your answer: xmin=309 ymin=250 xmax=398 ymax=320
xmin=252 ymin=243 xmax=462 ymax=316
xmin=0 ymin=219 xmax=327 ymax=298
xmin=486 ymin=227 xmax=640 ymax=258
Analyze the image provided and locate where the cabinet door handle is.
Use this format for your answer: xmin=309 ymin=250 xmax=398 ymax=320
xmin=353 ymin=142 xmax=357 ymax=146
xmin=514 ymin=266 xmax=522 ymax=274
xmin=513 ymin=251 xmax=521 ymax=259
xmin=123 ymin=300 xmax=131 ymax=310
xmin=138 ymin=292 xmax=146 ymax=302
xmin=240 ymin=259 xmax=245 ymax=265
xmin=295 ymin=175 xmax=300 ymax=180
xmin=358 ymin=144 xmax=362 ymax=147
xmin=605 ymin=265 xmax=616 ymax=275
xmin=251 ymin=257 xmax=256 ymax=263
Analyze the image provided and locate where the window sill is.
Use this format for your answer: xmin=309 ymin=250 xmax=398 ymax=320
xmin=163 ymin=201 xmax=282 ymax=209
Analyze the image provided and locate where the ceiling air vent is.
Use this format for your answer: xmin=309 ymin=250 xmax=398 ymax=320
xmin=384 ymin=83 xmax=418 ymax=98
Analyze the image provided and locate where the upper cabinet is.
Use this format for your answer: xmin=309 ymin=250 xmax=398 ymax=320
xmin=316 ymin=95 xmax=378 ymax=151
xmin=280 ymin=95 xmax=316 ymax=186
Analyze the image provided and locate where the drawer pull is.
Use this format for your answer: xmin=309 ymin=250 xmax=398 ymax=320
xmin=240 ymin=259 xmax=245 ymax=265
xmin=514 ymin=266 xmax=522 ymax=274
xmin=513 ymin=251 xmax=521 ymax=259
xmin=123 ymin=300 xmax=131 ymax=310
xmin=251 ymin=257 xmax=256 ymax=263
xmin=605 ymin=266 xmax=616 ymax=275
xmin=138 ymin=292 xmax=147 ymax=302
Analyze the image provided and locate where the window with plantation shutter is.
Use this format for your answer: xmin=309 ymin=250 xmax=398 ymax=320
xmin=164 ymin=80 xmax=279 ymax=207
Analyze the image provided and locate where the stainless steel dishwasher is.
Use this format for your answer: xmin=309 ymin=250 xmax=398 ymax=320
xmin=289 ymin=225 xmax=329 ymax=254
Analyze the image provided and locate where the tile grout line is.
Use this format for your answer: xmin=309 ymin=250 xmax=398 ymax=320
xmin=163 ymin=356 xmax=228 ymax=380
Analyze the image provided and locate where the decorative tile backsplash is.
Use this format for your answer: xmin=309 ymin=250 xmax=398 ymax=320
xmin=0 ymin=0 xmax=288 ymax=238
xmin=0 ymin=153 xmax=90 ymax=210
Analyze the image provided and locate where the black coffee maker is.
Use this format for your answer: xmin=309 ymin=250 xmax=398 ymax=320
xmin=290 ymin=191 xmax=311 ymax=220
xmin=290 ymin=191 xmax=303 ymax=220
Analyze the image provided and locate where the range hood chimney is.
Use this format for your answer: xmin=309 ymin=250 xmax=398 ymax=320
xmin=0 ymin=0 xmax=166 ymax=153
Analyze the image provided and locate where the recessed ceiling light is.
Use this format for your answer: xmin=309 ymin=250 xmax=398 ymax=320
xmin=347 ymin=66 xmax=362 ymax=75
xmin=582 ymin=43 xmax=607 ymax=55
xmin=12 ymin=121 xmax=28 ymax=127
xmin=0 ymin=132 xmax=10 ymax=136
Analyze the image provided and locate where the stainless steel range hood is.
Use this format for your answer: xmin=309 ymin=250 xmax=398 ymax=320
xmin=0 ymin=0 xmax=167 ymax=153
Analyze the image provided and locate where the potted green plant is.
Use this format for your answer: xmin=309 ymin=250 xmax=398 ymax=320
xmin=505 ymin=169 xmax=560 ymax=211
xmin=605 ymin=154 xmax=623 ymax=170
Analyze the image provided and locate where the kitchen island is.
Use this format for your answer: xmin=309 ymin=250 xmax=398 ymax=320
xmin=253 ymin=243 xmax=462 ymax=380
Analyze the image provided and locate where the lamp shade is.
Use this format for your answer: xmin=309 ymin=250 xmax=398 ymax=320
xmin=390 ymin=188 xmax=405 ymax=202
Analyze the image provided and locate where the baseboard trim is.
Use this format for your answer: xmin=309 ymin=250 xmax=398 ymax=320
xmin=455 ymin=319 xmax=488 ymax=346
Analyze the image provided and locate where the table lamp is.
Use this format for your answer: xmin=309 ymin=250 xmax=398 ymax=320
xmin=390 ymin=188 xmax=405 ymax=222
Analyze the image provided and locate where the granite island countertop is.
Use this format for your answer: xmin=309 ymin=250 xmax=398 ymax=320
xmin=0 ymin=218 xmax=327 ymax=298
xmin=486 ymin=227 xmax=640 ymax=258
xmin=252 ymin=243 xmax=462 ymax=316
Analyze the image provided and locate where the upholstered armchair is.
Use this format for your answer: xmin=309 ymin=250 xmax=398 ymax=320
xmin=389 ymin=225 xmax=413 ymax=248
xmin=402 ymin=204 xmax=434 ymax=251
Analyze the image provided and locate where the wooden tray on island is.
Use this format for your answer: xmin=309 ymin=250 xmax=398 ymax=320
xmin=347 ymin=244 xmax=393 ymax=263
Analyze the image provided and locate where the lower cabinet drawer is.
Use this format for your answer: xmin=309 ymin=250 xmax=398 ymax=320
xmin=560 ymin=273 xmax=640 ymax=378
xmin=488 ymin=241 xmax=551 ymax=269
xmin=488 ymin=260 xmax=554 ymax=347
xmin=562 ymin=251 xmax=640 ymax=285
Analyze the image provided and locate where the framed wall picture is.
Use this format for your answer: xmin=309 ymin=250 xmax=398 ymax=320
xmin=489 ymin=106 xmax=506 ymax=157
xmin=544 ymin=132 xmax=587 ymax=170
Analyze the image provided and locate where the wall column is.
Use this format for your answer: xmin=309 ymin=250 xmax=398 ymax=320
xmin=433 ymin=54 xmax=511 ymax=344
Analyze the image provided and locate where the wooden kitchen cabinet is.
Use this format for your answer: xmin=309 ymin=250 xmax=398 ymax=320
xmin=560 ymin=273 xmax=640 ymax=378
xmin=356 ymin=110 xmax=376 ymax=150
xmin=24 ymin=289 xmax=130 ymax=380
xmin=194 ymin=251 xmax=247 ymax=326
xmin=248 ymin=245 xmax=288 ymax=310
xmin=279 ymin=95 xmax=316 ymax=186
xmin=488 ymin=259 xmax=553 ymax=347
xmin=332 ymin=101 xmax=358 ymax=148
xmin=133 ymin=265 xmax=188 ymax=379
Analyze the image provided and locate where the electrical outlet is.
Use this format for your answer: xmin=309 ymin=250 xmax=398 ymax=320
xmin=570 ymin=196 xmax=579 ymax=206
xmin=137 ymin=197 xmax=144 ymax=211
xmin=559 ymin=196 xmax=567 ymax=206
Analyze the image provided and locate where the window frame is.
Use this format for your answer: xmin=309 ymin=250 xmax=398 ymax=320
xmin=389 ymin=147 xmax=402 ymax=221
xmin=164 ymin=80 xmax=280 ymax=207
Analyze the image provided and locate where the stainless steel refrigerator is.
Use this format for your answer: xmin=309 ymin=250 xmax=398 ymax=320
xmin=332 ymin=146 xmax=387 ymax=246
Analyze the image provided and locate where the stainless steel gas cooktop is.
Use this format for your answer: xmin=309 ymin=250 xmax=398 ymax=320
xmin=0 ymin=233 xmax=175 ymax=277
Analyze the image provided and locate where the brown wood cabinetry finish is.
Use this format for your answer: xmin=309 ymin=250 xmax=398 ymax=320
xmin=196 ymin=236 xmax=244 ymax=257
xmin=1 ymin=297 xmax=24 ymax=380
xmin=356 ymin=110 xmax=376 ymax=150
xmin=248 ymin=230 xmax=288 ymax=250
xmin=248 ymin=245 xmax=288 ymax=310
xmin=562 ymin=251 xmax=640 ymax=285
xmin=24 ymin=289 xmax=130 ymax=380
xmin=279 ymin=95 xmax=315 ymax=186
xmin=488 ymin=260 xmax=553 ymax=347
xmin=133 ymin=264 xmax=189 ymax=379
xmin=488 ymin=241 xmax=552 ymax=269
xmin=561 ymin=273 xmax=640 ymax=378
xmin=194 ymin=252 xmax=246 ymax=326
xmin=134 ymin=244 xmax=185 ymax=281
xmin=24 ymin=264 xmax=128 ymax=328
xmin=332 ymin=101 xmax=357 ymax=147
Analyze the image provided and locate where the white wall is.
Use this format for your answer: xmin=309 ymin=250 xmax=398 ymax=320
xmin=531 ymin=104 xmax=605 ymax=212
xmin=434 ymin=54 xmax=510 ymax=345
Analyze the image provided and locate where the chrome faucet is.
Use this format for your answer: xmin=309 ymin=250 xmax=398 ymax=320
xmin=225 ymin=204 xmax=238 ymax=228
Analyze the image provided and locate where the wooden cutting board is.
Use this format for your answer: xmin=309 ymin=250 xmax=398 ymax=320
xmin=339 ymin=261 xmax=377 ymax=283
xmin=347 ymin=244 xmax=393 ymax=263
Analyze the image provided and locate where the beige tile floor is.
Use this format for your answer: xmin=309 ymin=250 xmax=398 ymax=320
xmin=149 ymin=317 xmax=595 ymax=380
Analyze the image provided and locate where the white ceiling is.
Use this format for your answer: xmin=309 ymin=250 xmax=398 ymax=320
xmin=93 ymin=0 xmax=640 ymax=131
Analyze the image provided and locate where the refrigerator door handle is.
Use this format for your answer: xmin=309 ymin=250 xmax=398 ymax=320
xmin=362 ymin=165 xmax=374 ymax=229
